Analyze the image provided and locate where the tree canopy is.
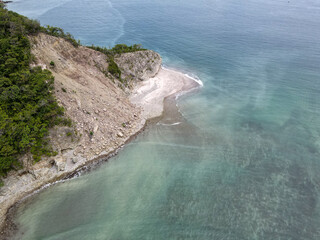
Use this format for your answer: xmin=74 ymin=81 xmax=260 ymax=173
xmin=0 ymin=5 xmax=68 ymax=177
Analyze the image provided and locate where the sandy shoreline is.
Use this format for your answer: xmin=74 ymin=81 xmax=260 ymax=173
xmin=130 ymin=67 xmax=200 ymax=120
xmin=0 ymin=67 xmax=201 ymax=239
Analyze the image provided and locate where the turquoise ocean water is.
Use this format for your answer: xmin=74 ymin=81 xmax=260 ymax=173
xmin=7 ymin=0 xmax=320 ymax=239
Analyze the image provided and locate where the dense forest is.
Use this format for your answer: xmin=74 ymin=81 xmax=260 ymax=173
xmin=0 ymin=5 xmax=72 ymax=183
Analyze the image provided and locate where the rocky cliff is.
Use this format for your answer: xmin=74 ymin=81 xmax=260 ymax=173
xmin=115 ymin=50 xmax=161 ymax=82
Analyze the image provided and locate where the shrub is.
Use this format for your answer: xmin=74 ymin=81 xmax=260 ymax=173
xmin=50 ymin=61 xmax=55 ymax=67
xmin=88 ymin=44 xmax=145 ymax=56
xmin=108 ymin=59 xmax=121 ymax=79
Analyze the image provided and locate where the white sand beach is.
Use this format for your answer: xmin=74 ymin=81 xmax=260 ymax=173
xmin=130 ymin=67 xmax=201 ymax=119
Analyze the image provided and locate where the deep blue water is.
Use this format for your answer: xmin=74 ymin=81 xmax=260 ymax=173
xmin=7 ymin=0 xmax=320 ymax=239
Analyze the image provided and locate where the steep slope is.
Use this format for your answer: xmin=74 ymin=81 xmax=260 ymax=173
xmin=0 ymin=33 xmax=162 ymax=232
xmin=29 ymin=33 xmax=148 ymax=160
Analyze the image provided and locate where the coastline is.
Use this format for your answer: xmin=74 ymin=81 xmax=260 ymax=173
xmin=0 ymin=66 xmax=202 ymax=239
xmin=130 ymin=67 xmax=201 ymax=120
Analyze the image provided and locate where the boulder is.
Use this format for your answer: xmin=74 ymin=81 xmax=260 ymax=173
xmin=55 ymin=157 xmax=66 ymax=171
xmin=117 ymin=131 xmax=124 ymax=138
xmin=71 ymin=157 xmax=78 ymax=164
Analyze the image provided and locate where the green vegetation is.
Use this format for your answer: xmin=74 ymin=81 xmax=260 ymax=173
xmin=108 ymin=59 xmax=121 ymax=79
xmin=111 ymin=44 xmax=145 ymax=54
xmin=88 ymin=44 xmax=146 ymax=57
xmin=61 ymin=87 xmax=66 ymax=92
xmin=50 ymin=61 xmax=55 ymax=67
xmin=0 ymin=6 xmax=69 ymax=177
xmin=89 ymin=131 xmax=93 ymax=136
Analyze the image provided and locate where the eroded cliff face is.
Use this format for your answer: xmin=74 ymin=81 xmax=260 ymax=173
xmin=115 ymin=50 xmax=162 ymax=82
xmin=0 ymin=33 xmax=162 ymax=232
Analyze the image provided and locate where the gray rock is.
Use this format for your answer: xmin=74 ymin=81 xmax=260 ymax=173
xmin=71 ymin=158 xmax=78 ymax=164
xmin=115 ymin=50 xmax=162 ymax=82
xmin=55 ymin=157 xmax=66 ymax=171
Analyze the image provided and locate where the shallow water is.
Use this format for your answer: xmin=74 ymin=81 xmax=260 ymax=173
xmin=7 ymin=0 xmax=320 ymax=239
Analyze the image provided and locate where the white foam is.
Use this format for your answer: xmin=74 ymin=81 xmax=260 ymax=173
xmin=175 ymin=90 xmax=189 ymax=100
xmin=184 ymin=73 xmax=204 ymax=87
xmin=162 ymin=65 xmax=204 ymax=87
xmin=157 ymin=122 xmax=182 ymax=126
